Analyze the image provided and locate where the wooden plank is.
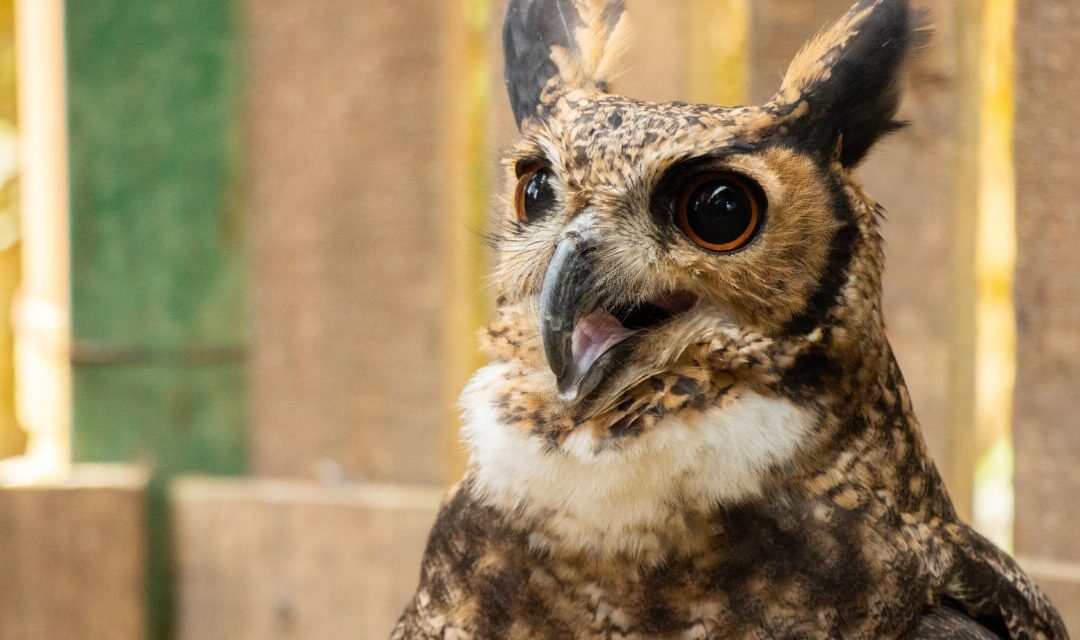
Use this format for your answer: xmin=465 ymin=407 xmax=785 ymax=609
xmin=944 ymin=0 xmax=984 ymax=528
xmin=0 ymin=465 xmax=147 ymax=640
xmin=173 ymin=477 xmax=441 ymax=640
xmin=246 ymin=0 xmax=452 ymax=485
xmin=64 ymin=2 xmax=247 ymax=635
xmin=1014 ymin=0 xmax=1080 ymax=570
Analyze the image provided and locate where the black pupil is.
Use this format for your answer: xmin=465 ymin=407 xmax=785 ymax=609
xmin=685 ymin=180 xmax=755 ymax=247
xmin=522 ymin=169 xmax=556 ymax=221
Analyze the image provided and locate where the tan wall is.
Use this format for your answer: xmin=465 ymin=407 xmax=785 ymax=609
xmin=1014 ymin=0 xmax=1080 ymax=631
xmin=246 ymin=1 xmax=455 ymax=485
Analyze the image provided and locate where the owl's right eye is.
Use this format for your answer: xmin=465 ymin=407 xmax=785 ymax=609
xmin=515 ymin=165 xmax=557 ymax=224
xmin=675 ymin=172 xmax=764 ymax=252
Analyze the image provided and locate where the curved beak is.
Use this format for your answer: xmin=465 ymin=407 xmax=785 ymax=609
xmin=540 ymin=236 xmax=619 ymax=404
xmin=539 ymin=235 xmax=699 ymax=405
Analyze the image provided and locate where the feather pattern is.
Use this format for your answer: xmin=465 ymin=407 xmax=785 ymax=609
xmin=503 ymin=0 xmax=629 ymax=126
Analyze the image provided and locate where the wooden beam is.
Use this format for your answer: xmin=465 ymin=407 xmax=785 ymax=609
xmin=246 ymin=0 xmax=452 ymax=486
xmin=1013 ymin=0 xmax=1080 ymax=630
xmin=173 ymin=477 xmax=441 ymax=640
xmin=0 ymin=465 xmax=147 ymax=640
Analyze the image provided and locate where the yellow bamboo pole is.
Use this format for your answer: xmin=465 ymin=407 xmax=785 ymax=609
xmin=947 ymin=0 xmax=983 ymax=527
xmin=971 ymin=0 xmax=1016 ymax=552
xmin=947 ymin=0 xmax=1017 ymax=549
xmin=441 ymin=0 xmax=491 ymax=484
xmin=0 ymin=0 xmax=21 ymax=460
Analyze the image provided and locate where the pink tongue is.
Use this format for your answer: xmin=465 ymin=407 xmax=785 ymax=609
xmin=570 ymin=308 xmax=635 ymax=382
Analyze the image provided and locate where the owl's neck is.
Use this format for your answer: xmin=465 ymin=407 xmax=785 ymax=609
xmin=461 ymin=317 xmax=949 ymax=563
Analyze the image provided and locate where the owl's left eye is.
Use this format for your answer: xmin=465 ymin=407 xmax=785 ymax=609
xmin=515 ymin=164 xmax=557 ymax=224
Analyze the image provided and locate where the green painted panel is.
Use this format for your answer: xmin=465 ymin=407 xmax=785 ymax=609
xmin=65 ymin=1 xmax=247 ymax=638
xmin=73 ymin=366 xmax=246 ymax=473
xmin=67 ymin=0 xmax=245 ymax=348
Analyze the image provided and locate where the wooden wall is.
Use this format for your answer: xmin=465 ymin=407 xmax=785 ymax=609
xmin=173 ymin=478 xmax=440 ymax=640
xmin=246 ymin=0 xmax=454 ymax=486
xmin=1014 ymin=0 xmax=1080 ymax=630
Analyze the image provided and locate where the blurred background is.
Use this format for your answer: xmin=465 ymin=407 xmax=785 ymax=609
xmin=0 ymin=0 xmax=1076 ymax=638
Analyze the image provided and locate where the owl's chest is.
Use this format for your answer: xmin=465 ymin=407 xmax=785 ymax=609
xmin=431 ymin=364 xmax=936 ymax=637
xmin=411 ymin=488 xmax=932 ymax=640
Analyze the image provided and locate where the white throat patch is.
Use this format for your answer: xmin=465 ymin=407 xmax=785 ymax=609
xmin=461 ymin=363 xmax=816 ymax=558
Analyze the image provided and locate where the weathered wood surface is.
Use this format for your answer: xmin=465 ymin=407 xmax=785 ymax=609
xmin=246 ymin=0 xmax=453 ymax=486
xmin=173 ymin=477 xmax=441 ymax=640
xmin=0 ymin=466 xmax=147 ymax=640
xmin=1014 ymin=0 xmax=1080 ymax=632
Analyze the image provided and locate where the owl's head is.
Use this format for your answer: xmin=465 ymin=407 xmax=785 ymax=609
xmin=482 ymin=0 xmax=923 ymax=445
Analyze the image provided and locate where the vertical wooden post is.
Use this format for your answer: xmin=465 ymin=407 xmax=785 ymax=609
xmin=946 ymin=0 xmax=1018 ymax=548
xmin=4 ymin=0 xmax=70 ymax=484
xmin=246 ymin=0 xmax=452 ymax=487
xmin=1014 ymin=0 xmax=1080 ymax=629
xmin=946 ymin=0 xmax=983 ymax=528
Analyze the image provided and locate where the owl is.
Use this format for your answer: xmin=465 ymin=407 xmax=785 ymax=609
xmin=393 ymin=0 xmax=1068 ymax=638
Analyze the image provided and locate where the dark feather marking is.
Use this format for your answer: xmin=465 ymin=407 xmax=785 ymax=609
xmin=782 ymin=165 xmax=859 ymax=336
xmin=910 ymin=606 xmax=1004 ymax=640
xmin=782 ymin=0 xmax=928 ymax=166
xmin=504 ymin=0 xmax=578 ymax=125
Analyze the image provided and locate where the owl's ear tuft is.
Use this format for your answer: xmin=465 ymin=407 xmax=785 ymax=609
xmin=774 ymin=0 xmax=928 ymax=167
xmin=503 ymin=0 xmax=630 ymax=128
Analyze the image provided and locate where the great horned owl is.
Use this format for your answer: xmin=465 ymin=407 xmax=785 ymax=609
xmin=393 ymin=0 xmax=1068 ymax=638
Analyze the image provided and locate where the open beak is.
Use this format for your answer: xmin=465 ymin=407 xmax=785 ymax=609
xmin=539 ymin=237 xmax=697 ymax=405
